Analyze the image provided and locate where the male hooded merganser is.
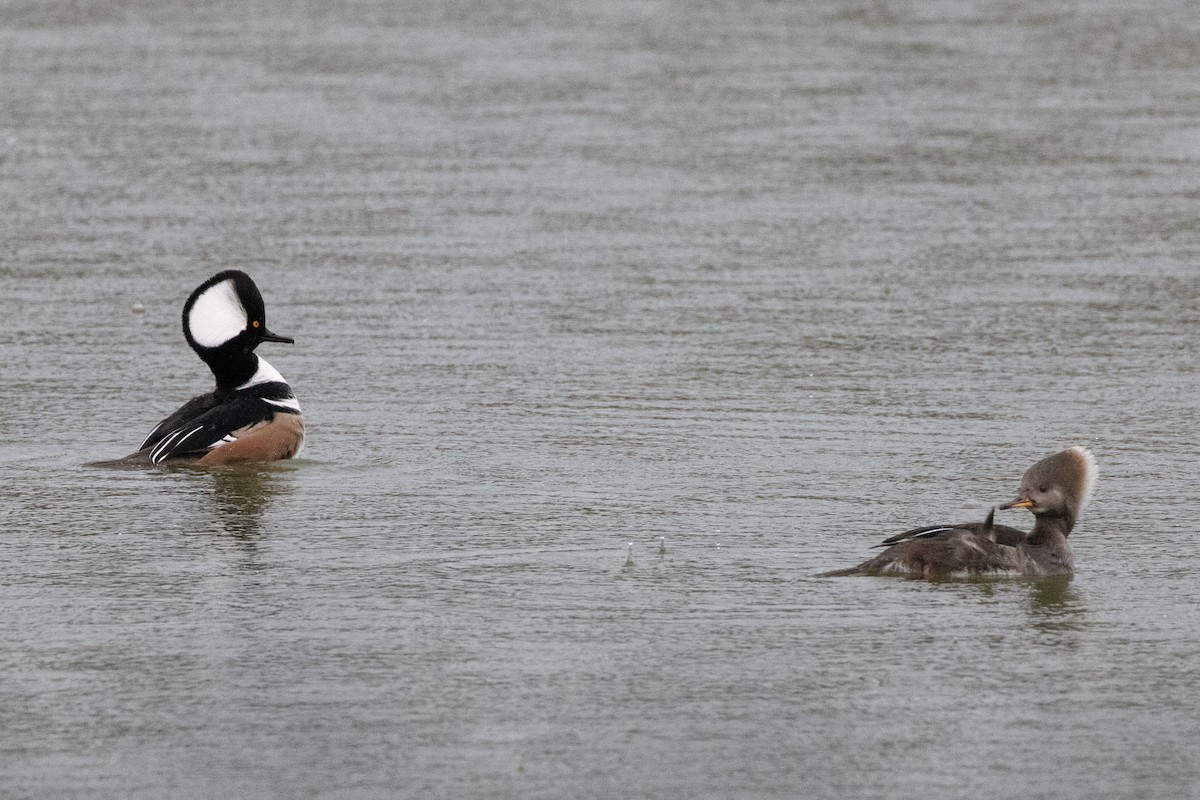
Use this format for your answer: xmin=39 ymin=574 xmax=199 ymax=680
xmin=820 ymin=447 xmax=1097 ymax=579
xmin=112 ymin=270 xmax=304 ymax=466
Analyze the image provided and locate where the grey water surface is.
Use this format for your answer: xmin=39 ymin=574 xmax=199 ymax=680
xmin=3 ymin=1 xmax=1200 ymax=798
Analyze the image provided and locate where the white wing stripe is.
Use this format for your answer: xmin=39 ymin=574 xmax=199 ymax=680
xmin=264 ymin=397 xmax=301 ymax=412
xmin=151 ymin=425 xmax=206 ymax=464
xmin=150 ymin=428 xmax=187 ymax=463
xmin=140 ymin=421 xmax=168 ymax=451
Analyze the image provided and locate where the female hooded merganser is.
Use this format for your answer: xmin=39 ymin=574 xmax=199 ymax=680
xmin=111 ymin=270 xmax=304 ymax=466
xmin=820 ymin=446 xmax=1097 ymax=579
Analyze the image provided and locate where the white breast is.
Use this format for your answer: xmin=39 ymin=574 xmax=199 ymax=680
xmin=237 ymin=357 xmax=302 ymax=412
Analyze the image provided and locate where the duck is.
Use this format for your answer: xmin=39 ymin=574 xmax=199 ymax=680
xmin=819 ymin=446 xmax=1097 ymax=579
xmin=102 ymin=270 xmax=304 ymax=466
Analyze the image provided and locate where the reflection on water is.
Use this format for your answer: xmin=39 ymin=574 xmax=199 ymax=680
xmin=4 ymin=0 xmax=1200 ymax=797
xmin=203 ymin=464 xmax=293 ymax=540
xmin=1027 ymin=576 xmax=1088 ymax=634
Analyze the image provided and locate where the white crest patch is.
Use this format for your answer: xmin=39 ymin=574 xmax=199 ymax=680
xmin=188 ymin=278 xmax=247 ymax=348
xmin=1069 ymin=446 xmax=1099 ymax=510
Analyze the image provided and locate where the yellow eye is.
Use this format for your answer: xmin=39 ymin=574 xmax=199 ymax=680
xmin=252 ymin=320 xmax=260 ymax=328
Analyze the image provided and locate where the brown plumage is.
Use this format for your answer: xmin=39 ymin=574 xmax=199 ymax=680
xmin=820 ymin=447 xmax=1098 ymax=579
xmin=196 ymin=413 xmax=305 ymax=465
xmin=89 ymin=271 xmax=304 ymax=468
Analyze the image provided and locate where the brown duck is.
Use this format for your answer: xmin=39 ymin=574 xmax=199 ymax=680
xmin=821 ymin=447 xmax=1097 ymax=579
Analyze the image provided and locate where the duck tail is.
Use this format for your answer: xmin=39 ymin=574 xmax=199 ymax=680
xmin=816 ymin=565 xmax=864 ymax=577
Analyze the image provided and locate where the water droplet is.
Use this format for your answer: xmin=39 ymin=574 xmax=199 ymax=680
xmin=132 ymin=302 xmax=145 ymax=315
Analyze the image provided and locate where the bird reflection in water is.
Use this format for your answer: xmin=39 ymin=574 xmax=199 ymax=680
xmin=206 ymin=463 xmax=294 ymax=540
xmin=1027 ymin=576 xmax=1088 ymax=634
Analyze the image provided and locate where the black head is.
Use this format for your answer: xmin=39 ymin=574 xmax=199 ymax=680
xmin=999 ymin=446 xmax=1098 ymax=527
xmin=181 ymin=270 xmax=293 ymax=389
